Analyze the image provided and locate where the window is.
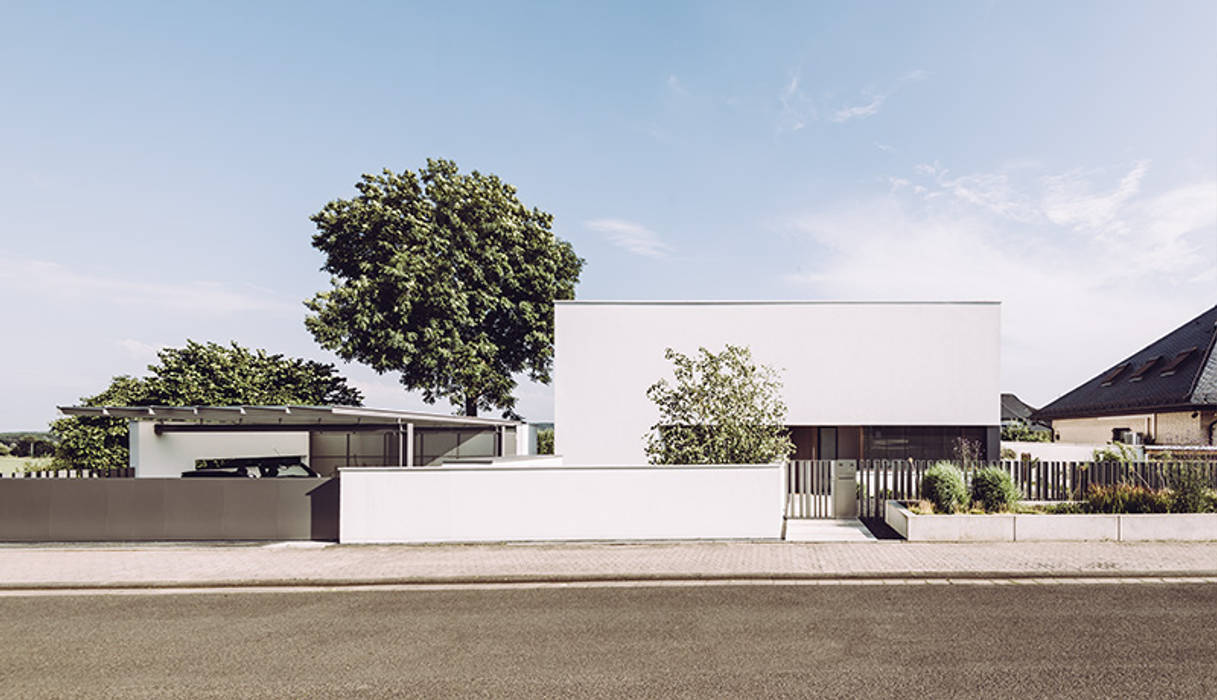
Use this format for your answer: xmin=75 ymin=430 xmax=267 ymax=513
xmin=1099 ymin=363 xmax=1130 ymax=386
xmin=862 ymin=426 xmax=990 ymax=460
xmin=1128 ymin=356 xmax=1160 ymax=382
xmin=1159 ymin=347 xmax=1197 ymax=377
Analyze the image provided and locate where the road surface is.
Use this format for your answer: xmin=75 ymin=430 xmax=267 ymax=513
xmin=1 ymin=582 xmax=1213 ymax=698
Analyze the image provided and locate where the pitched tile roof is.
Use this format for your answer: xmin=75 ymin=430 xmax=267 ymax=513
xmin=1034 ymin=303 xmax=1217 ymax=420
xmin=1000 ymin=393 xmax=1037 ymax=422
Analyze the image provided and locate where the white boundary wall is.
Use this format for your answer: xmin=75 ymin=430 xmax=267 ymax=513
xmin=554 ymin=301 xmax=1001 ymax=464
xmin=339 ymin=464 xmax=784 ymax=543
xmin=129 ymin=421 xmax=310 ymax=477
xmin=1001 ymin=440 xmax=1141 ymax=462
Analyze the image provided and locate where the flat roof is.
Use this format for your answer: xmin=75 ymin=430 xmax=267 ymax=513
xmin=57 ymin=405 xmax=520 ymax=428
xmin=555 ymin=300 xmax=1000 ymax=306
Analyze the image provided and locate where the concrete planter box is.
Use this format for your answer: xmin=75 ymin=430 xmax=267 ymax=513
xmin=885 ymin=500 xmax=1217 ymax=542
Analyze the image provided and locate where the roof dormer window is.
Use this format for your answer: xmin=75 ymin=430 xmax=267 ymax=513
xmin=1128 ymin=356 xmax=1161 ymax=382
xmin=1099 ymin=363 xmax=1130 ymax=386
xmin=1159 ymin=346 xmax=1197 ymax=377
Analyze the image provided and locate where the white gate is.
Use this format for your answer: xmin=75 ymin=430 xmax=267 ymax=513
xmin=785 ymin=459 xmax=833 ymax=519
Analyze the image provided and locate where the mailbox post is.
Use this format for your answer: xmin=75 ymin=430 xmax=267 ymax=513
xmin=832 ymin=459 xmax=858 ymax=518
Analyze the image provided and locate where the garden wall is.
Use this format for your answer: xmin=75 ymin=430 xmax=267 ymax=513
xmin=339 ymin=463 xmax=785 ymax=543
xmin=886 ymin=500 xmax=1217 ymax=542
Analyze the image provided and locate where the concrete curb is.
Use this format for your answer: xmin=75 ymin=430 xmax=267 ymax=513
xmin=4 ymin=569 xmax=1217 ymax=591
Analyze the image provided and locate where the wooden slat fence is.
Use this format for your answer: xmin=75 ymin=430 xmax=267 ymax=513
xmin=851 ymin=457 xmax=1217 ymax=518
xmin=0 ymin=468 xmax=134 ymax=479
xmin=785 ymin=459 xmax=833 ymax=518
xmin=854 ymin=459 xmax=1217 ymax=517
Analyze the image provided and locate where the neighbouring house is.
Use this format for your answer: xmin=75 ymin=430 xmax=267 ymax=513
xmin=1000 ymin=393 xmax=1052 ymax=436
xmin=56 ymin=405 xmax=529 ymax=477
xmin=1033 ymin=303 xmax=1217 ymax=446
xmin=554 ymin=301 xmax=1001 ymax=464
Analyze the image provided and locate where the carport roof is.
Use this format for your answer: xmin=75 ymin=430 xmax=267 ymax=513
xmin=57 ymin=405 xmax=520 ymax=428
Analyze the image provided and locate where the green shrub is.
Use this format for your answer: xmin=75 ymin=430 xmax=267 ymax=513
xmin=536 ymin=428 xmax=554 ymax=455
xmin=1084 ymin=483 xmax=1170 ymax=514
xmin=1047 ymin=501 xmax=1084 ymax=514
xmin=1000 ymin=422 xmax=1050 ymax=442
xmin=921 ymin=461 xmax=968 ymax=514
xmin=1092 ymin=443 xmax=1137 ymax=463
xmin=971 ymin=467 xmax=1021 ymax=512
xmin=1168 ymin=465 xmax=1214 ymax=513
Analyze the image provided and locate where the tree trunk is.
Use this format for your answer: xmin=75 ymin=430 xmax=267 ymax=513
xmin=464 ymin=395 xmax=478 ymax=417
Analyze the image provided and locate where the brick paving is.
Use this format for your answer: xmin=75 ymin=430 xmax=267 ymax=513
xmin=0 ymin=540 xmax=1215 ymax=588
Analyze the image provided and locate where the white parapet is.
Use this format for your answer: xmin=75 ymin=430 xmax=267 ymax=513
xmin=339 ymin=463 xmax=785 ymax=543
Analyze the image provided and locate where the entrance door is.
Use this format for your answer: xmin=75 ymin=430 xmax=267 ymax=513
xmin=818 ymin=427 xmax=837 ymax=460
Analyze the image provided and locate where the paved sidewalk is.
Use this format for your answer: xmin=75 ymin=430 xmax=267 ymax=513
xmin=1 ymin=540 xmax=1216 ymax=589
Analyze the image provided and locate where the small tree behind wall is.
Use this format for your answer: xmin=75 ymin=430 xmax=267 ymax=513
xmin=644 ymin=345 xmax=794 ymax=465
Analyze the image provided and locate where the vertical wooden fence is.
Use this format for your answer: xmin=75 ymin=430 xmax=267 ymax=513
xmin=785 ymin=459 xmax=833 ymax=518
xmin=0 ymin=467 xmax=134 ymax=479
xmin=851 ymin=459 xmax=1217 ymax=518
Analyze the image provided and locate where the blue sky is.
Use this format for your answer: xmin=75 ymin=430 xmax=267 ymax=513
xmin=2 ymin=1 xmax=1214 ymax=429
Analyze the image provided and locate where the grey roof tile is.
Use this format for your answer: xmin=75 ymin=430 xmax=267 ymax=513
xmin=1034 ymin=303 xmax=1217 ymax=420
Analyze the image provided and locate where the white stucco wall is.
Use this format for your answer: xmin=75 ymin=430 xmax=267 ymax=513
xmin=129 ymin=421 xmax=310 ymax=477
xmin=338 ymin=464 xmax=784 ymax=543
xmin=1000 ymin=440 xmax=1141 ymax=462
xmin=554 ymin=301 xmax=1001 ymax=465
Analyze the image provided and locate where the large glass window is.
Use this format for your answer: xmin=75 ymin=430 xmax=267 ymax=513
xmin=862 ymin=426 xmax=991 ymax=460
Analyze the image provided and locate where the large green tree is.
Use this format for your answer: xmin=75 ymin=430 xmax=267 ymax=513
xmin=305 ymin=159 xmax=584 ymax=417
xmin=51 ymin=341 xmax=363 ymax=471
xmin=645 ymin=345 xmax=794 ymax=465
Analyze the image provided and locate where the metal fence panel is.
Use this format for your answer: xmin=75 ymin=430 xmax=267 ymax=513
xmin=0 ymin=478 xmax=338 ymax=541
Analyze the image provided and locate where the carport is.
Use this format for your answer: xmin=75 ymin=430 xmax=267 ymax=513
xmin=58 ymin=405 xmax=527 ymax=477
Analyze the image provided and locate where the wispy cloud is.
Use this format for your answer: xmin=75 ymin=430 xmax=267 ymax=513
xmin=666 ymin=74 xmax=688 ymax=96
xmin=829 ymin=68 xmax=927 ymax=124
xmin=782 ymin=159 xmax=1217 ymax=406
xmin=1041 ymin=160 xmax=1149 ymax=232
xmin=585 ymin=219 xmax=673 ymax=258
xmin=831 ymin=94 xmax=886 ymax=123
xmin=777 ymin=72 xmax=814 ymax=132
xmin=0 ymin=255 xmax=298 ymax=315
xmin=116 ymin=338 xmax=166 ymax=362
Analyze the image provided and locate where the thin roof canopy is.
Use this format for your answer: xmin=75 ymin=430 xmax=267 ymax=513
xmin=57 ymin=405 xmax=520 ymax=428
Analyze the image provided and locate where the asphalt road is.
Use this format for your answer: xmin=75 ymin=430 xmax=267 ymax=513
xmin=1 ymin=583 xmax=1214 ymax=699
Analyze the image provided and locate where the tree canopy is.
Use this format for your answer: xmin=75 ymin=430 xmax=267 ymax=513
xmin=305 ymin=159 xmax=584 ymax=417
xmin=644 ymin=345 xmax=794 ymax=465
xmin=51 ymin=341 xmax=362 ymax=471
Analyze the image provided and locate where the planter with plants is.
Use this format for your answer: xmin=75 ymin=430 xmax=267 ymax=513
xmin=885 ymin=462 xmax=1217 ymax=542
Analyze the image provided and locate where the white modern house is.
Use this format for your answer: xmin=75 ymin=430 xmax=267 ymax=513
xmin=33 ymin=300 xmax=1002 ymax=544
xmin=554 ymin=301 xmax=1002 ymax=465
xmin=57 ymin=405 xmax=528 ymax=477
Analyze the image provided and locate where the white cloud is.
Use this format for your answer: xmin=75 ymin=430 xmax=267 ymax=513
xmin=1041 ymin=160 xmax=1148 ymax=232
xmin=585 ymin=219 xmax=673 ymax=258
xmin=116 ymin=338 xmax=166 ymax=362
xmin=666 ymin=74 xmax=688 ymax=96
xmin=0 ymin=255 xmax=299 ymax=315
xmin=782 ymin=160 xmax=1217 ymax=408
xmin=777 ymin=72 xmax=814 ymax=132
xmin=778 ymin=67 xmax=927 ymax=130
xmin=831 ymin=94 xmax=886 ymax=122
